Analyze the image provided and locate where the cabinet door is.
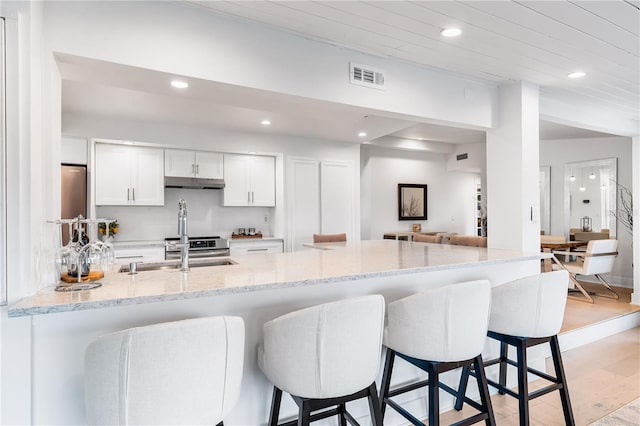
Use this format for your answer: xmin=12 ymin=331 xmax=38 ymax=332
xmin=165 ymin=149 xmax=195 ymax=177
xmin=195 ymin=151 xmax=223 ymax=179
xmin=95 ymin=143 xmax=132 ymax=205
xmin=249 ymin=155 xmax=276 ymax=206
xmin=320 ymin=161 xmax=353 ymax=238
xmin=288 ymin=159 xmax=320 ymax=251
xmin=131 ymin=146 xmax=165 ymax=206
xmin=223 ymin=154 xmax=250 ymax=206
xmin=230 ymin=240 xmax=283 ymax=256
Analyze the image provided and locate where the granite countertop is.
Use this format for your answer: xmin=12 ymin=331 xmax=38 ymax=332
xmin=9 ymin=240 xmax=550 ymax=317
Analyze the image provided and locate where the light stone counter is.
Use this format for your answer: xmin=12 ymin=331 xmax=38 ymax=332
xmin=9 ymin=240 xmax=550 ymax=317
xmin=7 ymin=239 xmax=551 ymax=426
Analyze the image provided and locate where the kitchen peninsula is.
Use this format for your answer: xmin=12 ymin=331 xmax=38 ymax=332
xmin=9 ymin=241 xmax=550 ymax=425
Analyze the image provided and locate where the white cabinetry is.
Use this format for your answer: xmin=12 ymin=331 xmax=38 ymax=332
xmin=113 ymin=245 xmax=165 ymax=263
xmin=288 ymin=158 xmax=355 ymax=251
xmin=164 ymin=149 xmax=223 ymax=179
xmin=230 ymin=239 xmax=283 ymax=256
xmin=95 ymin=143 xmax=164 ymax=206
xmin=223 ymin=154 xmax=275 ymax=206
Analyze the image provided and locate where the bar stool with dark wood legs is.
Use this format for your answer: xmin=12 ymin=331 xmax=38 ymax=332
xmin=258 ymin=295 xmax=385 ymax=426
xmin=84 ymin=316 xmax=245 ymax=426
xmin=454 ymin=270 xmax=575 ymax=426
xmin=380 ymin=280 xmax=496 ymax=426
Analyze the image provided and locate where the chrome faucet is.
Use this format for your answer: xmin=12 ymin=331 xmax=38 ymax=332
xmin=177 ymin=199 xmax=189 ymax=271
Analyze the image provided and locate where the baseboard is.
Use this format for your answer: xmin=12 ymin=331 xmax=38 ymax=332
xmin=559 ymin=310 xmax=640 ymax=352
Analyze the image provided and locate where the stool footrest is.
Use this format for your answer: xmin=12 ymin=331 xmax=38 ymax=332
xmin=387 ymin=379 xmax=429 ymax=398
xmin=451 ymin=412 xmax=490 ymax=426
xmin=478 ymin=358 xmax=560 ymax=385
xmin=384 ymin=398 xmax=425 ymax=426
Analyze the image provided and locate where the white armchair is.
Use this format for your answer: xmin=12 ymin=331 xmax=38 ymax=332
xmin=554 ymin=239 xmax=618 ymax=303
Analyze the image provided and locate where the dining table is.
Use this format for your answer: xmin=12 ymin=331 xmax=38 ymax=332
xmin=540 ymin=240 xmax=588 ymax=272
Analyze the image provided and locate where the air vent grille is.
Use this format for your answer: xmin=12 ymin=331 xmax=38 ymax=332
xmin=350 ymin=62 xmax=386 ymax=90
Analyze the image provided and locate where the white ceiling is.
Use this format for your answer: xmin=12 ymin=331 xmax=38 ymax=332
xmin=61 ymin=0 xmax=637 ymax=146
xmin=190 ymin=0 xmax=640 ymax=121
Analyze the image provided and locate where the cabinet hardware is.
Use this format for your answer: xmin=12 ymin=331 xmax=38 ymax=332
xmin=192 ymin=164 xmax=195 ymax=174
xmin=127 ymin=188 xmax=130 ymax=201
xmin=196 ymin=164 xmax=199 ymax=174
xmin=251 ymin=192 xmax=255 ymax=203
xmin=248 ymin=248 xmax=268 ymax=252
xmin=132 ymin=188 xmax=135 ymax=201
xmin=248 ymin=192 xmax=250 ymax=203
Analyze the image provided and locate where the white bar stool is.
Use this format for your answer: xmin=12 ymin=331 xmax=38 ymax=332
xmin=455 ymin=270 xmax=574 ymax=426
xmin=84 ymin=316 xmax=244 ymax=425
xmin=379 ymin=280 xmax=495 ymax=426
xmin=258 ymin=295 xmax=385 ymax=426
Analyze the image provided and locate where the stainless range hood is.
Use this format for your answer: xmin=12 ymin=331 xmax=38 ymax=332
xmin=164 ymin=176 xmax=225 ymax=190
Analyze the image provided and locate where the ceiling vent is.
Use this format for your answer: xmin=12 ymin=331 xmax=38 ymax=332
xmin=350 ymin=62 xmax=386 ymax=90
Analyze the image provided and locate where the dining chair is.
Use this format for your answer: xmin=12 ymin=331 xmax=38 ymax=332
xmin=312 ymin=233 xmax=347 ymax=243
xmin=449 ymin=235 xmax=488 ymax=247
xmin=413 ymin=234 xmax=442 ymax=243
xmin=553 ymin=239 xmax=618 ymax=303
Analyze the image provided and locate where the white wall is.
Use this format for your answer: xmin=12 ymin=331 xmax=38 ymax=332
xmin=65 ymin=113 xmax=361 ymax=242
xmin=44 ymin=1 xmax=496 ymax=130
xmin=540 ymin=136 xmax=633 ymax=287
xmin=361 ymin=145 xmax=477 ymax=240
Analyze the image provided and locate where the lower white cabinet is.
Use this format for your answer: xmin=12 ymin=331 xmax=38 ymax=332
xmin=113 ymin=245 xmax=165 ymax=263
xmin=230 ymin=239 xmax=283 ymax=256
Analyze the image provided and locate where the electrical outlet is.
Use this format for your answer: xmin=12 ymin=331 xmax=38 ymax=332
xmin=264 ymin=214 xmax=269 ymax=223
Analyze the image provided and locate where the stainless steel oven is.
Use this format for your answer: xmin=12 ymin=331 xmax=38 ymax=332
xmin=165 ymin=236 xmax=230 ymax=260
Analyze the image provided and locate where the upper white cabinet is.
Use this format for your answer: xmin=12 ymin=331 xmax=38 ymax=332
xmin=164 ymin=149 xmax=223 ymax=179
xmin=223 ymin=154 xmax=275 ymax=206
xmin=95 ymin=143 xmax=164 ymax=206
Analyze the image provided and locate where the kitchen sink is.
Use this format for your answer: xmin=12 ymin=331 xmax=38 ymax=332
xmin=118 ymin=258 xmax=237 ymax=273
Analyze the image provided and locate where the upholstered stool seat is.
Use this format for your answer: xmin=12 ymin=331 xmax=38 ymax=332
xmin=84 ymin=316 xmax=244 ymax=425
xmin=380 ymin=280 xmax=495 ymax=426
xmin=455 ymin=270 xmax=575 ymax=426
xmin=259 ymin=295 xmax=385 ymax=425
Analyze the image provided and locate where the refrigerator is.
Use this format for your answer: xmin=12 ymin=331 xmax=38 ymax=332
xmin=61 ymin=164 xmax=87 ymax=245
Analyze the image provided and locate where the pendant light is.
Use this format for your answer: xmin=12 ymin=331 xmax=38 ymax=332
xmin=569 ymin=168 xmax=576 ymax=182
xmin=589 ymin=168 xmax=596 ymax=180
xmin=579 ymin=169 xmax=586 ymax=192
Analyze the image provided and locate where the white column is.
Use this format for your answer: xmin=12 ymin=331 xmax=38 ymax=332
xmin=631 ymin=136 xmax=640 ymax=305
xmin=486 ymin=82 xmax=540 ymax=253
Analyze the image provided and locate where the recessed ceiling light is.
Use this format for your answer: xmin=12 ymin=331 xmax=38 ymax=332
xmin=358 ymin=132 xmax=367 ymax=137
xmin=261 ymin=120 xmax=271 ymax=126
xmin=567 ymin=71 xmax=586 ymax=79
xmin=170 ymin=80 xmax=189 ymax=89
xmin=441 ymin=28 xmax=462 ymax=37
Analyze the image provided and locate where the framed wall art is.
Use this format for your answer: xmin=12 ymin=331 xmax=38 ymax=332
xmin=398 ymin=183 xmax=427 ymax=221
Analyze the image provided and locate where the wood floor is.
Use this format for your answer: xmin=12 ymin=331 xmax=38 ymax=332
xmin=561 ymin=282 xmax=639 ymax=333
xmin=438 ymin=283 xmax=640 ymax=426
